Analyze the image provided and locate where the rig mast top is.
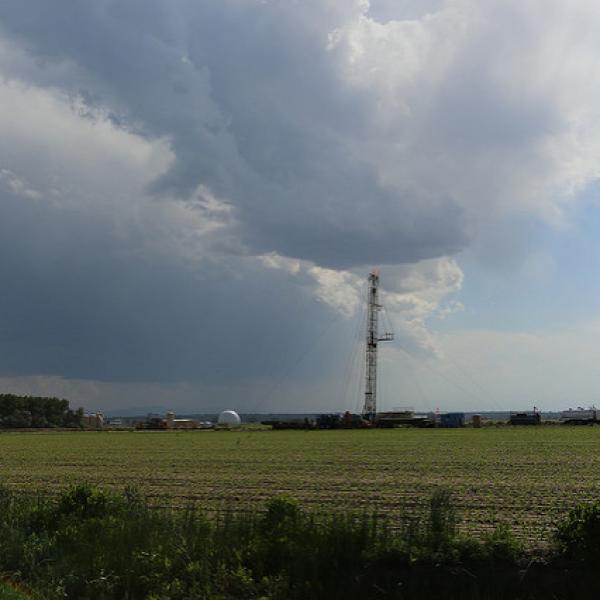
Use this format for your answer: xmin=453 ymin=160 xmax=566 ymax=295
xmin=362 ymin=270 xmax=394 ymax=421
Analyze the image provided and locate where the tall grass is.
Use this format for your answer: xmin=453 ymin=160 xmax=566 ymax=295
xmin=0 ymin=483 xmax=592 ymax=600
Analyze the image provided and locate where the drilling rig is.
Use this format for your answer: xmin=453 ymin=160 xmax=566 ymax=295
xmin=362 ymin=269 xmax=394 ymax=421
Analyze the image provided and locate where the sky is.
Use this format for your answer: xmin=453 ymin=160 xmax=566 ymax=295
xmin=1 ymin=0 xmax=600 ymax=415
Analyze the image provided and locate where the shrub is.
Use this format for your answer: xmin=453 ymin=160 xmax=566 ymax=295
xmin=262 ymin=494 xmax=301 ymax=532
xmin=258 ymin=495 xmax=303 ymax=575
xmin=0 ymin=581 xmax=30 ymax=600
xmin=483 ymin=524 xmax=524 ymax=563
xmin=0 ymin=484 xmax=529 ymax=599
xmin=56 ymin=484 xmax=121 ymax=520
xmin=555 ymin=501 xmax=600 ymax=564
xmin=427 ymin=488 xmax=457 ymax=554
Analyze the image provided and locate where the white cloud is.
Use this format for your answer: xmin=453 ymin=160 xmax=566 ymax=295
xmin=0 ymin=78 xmax=172 ymax=207
xmin=0 ymin=169 xmax=41 ymax=200
xmin=330 ymin=0 xmax=600 ymax=235
xmin=260 ymin=254 xmax=464 ymax=353
xmin=307 ymin=266 xmax=363 ymax=317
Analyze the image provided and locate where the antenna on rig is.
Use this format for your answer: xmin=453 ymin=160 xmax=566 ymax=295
xmin=362 ymin=269 xmax=394 ymax=421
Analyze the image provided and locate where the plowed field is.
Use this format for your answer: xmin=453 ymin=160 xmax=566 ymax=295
xmin=1 ymin=427 xmax=598 ymax=545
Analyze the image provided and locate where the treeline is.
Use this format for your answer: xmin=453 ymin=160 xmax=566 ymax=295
xmin=0 ymin=486 xmax=600 ymax=599
xmin=0 ymin=394 xmax=82 ymax=428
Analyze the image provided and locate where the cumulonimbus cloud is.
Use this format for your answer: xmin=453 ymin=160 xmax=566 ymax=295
xmin=0 ymin=0 xmax=599 ymax=390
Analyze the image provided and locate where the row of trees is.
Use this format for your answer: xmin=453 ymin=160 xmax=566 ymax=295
xmin=0 ymin=394 xmax=83 ymax=428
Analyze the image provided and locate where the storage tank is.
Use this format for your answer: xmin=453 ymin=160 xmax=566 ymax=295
xmin=218 ymin=410 xmax=241 ymax=426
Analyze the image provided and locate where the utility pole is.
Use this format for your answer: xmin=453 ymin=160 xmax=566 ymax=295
xmin=363 ymin=269 xmax=394 ymax=421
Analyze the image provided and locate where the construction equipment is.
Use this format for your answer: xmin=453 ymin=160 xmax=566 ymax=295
xmin=509 ymin=411 xmax=541 ymax=426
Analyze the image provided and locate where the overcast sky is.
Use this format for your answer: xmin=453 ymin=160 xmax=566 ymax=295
xmin=1 ymin=0 xmax=600 ymax=414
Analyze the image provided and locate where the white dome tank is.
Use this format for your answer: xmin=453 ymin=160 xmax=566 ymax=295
xmin=218 ymin=410 xmax=241 ymax=426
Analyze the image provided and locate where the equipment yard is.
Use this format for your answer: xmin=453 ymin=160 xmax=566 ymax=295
xmin=1 ymin=426 xmax=600 ymax=546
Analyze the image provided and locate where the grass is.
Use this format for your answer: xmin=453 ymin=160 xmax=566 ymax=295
xmin=0 ymin=584 xmax=29 ymax=600
xmin=2 ymin=482 xmax=600 ymax=600
xmin=1 ymin=426 xmax=600 ymax=545
xmin=0 ymin=484 xmax=529 ymax=600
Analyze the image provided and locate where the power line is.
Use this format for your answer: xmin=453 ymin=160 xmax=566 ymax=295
xmin=393 ymin=342 xmax=493 ymax=408
xmin=251 ymin=310 xmax=343 ymax=414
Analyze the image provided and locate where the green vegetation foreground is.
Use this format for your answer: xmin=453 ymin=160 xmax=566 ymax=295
xmin=1 ymin=484 xmax=600 ymax=599
xmin=1 ymin=427 xmax=600 ymax=544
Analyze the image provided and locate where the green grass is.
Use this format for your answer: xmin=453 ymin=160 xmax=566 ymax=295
xmin=1 ymin=426 xmax=599 ymax=544
xmin=0 ymin=484 xmax=531 ymax=599
xmin=0 ymin=583 xmax=29 ymax=599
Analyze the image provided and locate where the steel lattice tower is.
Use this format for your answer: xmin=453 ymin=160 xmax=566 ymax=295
xmin=362 ymin=270 xmax=393 ymax=421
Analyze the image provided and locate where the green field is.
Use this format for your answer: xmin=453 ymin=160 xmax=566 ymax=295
xmin=1 ymin=426 xmax=599 ymax=545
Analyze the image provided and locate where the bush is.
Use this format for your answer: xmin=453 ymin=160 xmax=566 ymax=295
xmin=56 ymin=484 xmax=121 ymax=520
xmin=555 ymin=502 xmax=600 ymax=564
xmin=427 ymin=488 xmax=457 ymax=554
xmin=262 ymin=494 xmax=301 ymax=533
xmin=0 ymin=582 xmax=30 ymax=600
xmin=0 ymin=485 xmax=531 ymax=599
xmin=483 ymin=524 xmax=524 ymax=563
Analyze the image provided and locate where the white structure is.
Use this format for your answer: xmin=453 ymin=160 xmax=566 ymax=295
xmin=560 ymin=407 xmax=597 ymax=424
xmin=172 ymin=418 xmax=199 ymax=429
xmin=82 ymin=412 xmax=104 ymax=428
xmin=165 ymin=411 xmax=201 ymax=429
xmin=218 ymin=410 xmax=241 ymax=426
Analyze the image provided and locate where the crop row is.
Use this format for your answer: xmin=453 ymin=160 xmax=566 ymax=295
xmin=1 ymin=427 xmax=600 ymax=545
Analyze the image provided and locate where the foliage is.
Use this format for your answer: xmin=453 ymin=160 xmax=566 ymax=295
xmin=0 ymin=483 xmax=537 ymax=600
xmin=483 ymin=524 xmax=524 ymax=563
xmin=555 ymin=501 xmax=600 ymax=564
xmin=0 ymin=584 xmax=29 ymax=600
xmin=0 ymin=395 xmax=82 ymax=428
xmin=427 ymin=488 xmax=457 ymax=554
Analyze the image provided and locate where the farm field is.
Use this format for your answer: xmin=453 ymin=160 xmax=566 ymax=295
xmin=1 ymin=426 xmax=599 ymax=545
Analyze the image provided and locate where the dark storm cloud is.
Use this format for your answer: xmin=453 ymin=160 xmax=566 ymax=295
xmin=0 ymin=0 xmax=468 ymax=268
xmin=0 ymin=0 xmax=598 ymax=393
xmin=0 ymin=182 xmax=346 ymax=382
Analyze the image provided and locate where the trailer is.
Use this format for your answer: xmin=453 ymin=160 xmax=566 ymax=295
xmin=136 ymin=416 xmax=169 ymax=430
xmin=375 ymin=411 xmax=434 ymax=428
xmin=262 ymin=419 xmax=314 ymax=430
xmin=262 ymin=412 xmax=371 ymax=430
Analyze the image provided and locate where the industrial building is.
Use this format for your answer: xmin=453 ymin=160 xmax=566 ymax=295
xmin=165 ymin=412 xmax=205 ymax=429
xmin=82 ymin=413 xmax=104 ymax=428
xmin=560 ymin=408 xmax=598 ymax=424
xmin=509 ymin=411 xmax=541 ymax=426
